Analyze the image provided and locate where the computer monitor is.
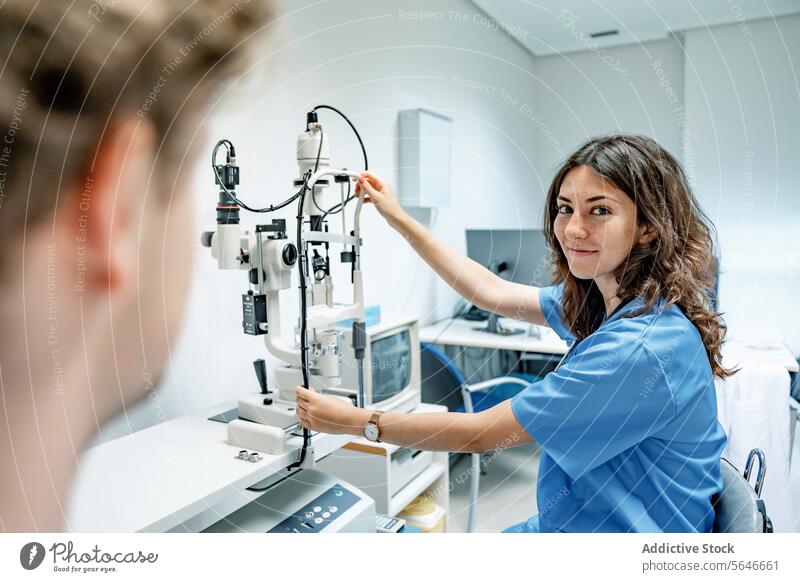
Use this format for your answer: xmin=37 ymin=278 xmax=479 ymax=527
xmin=465 ymin=229 xmax=554 ymax=335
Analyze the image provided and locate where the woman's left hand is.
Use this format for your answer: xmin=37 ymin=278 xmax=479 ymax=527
xmin=295 ymin=386 xmax=367 ymax=435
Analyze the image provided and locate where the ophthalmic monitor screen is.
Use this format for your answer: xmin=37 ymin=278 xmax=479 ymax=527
xmin=370 ymin=330 xmax=412 ymax=404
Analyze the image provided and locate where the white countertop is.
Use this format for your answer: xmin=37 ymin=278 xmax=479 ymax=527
xmin=67 ymin=401 xmax=353 ymax=532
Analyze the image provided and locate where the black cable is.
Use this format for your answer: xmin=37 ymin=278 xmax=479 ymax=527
xmin=309 ymin=105 xmax=369 ymax=219
xmin=288 ymin=188 xmax=311 ymax=469
xmin=288 ymin=107 xmax=367 ymax=466
xmin=218 ymin=138 xmax=235 ymax=155
xmin=311 ymin=187 xmax=332 ymax=215
xmin=313 ymin=105 xmax=368 ymax=171
xmin=313 ymin=125 xmax=323 ymax=173
xmin=310 ymin=125 xmax=329 ymax=215
xmin=306 ymin=127 xmax=355 ymax=219
xmin=296 ymin=193 xmax=310 ymax=389
xmin=212 ymin=140 xmax=301 ymax=213
xmin=321 ymin=180 xmax=353 ymax=221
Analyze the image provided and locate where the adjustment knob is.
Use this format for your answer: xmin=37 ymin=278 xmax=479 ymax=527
xmin=282 ymin=243 xmax=298 ymax=266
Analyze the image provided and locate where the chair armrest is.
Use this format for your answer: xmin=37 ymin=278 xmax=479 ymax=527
xmin=463 ymin=376 xmax=531 ymax=394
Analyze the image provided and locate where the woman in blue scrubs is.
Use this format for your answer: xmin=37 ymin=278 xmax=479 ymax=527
xmin=296 ymin=134 xmax=733 ymax=533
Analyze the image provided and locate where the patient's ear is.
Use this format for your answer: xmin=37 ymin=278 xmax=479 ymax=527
xmin=637 ymin=221 xmax=657 ymax=245
xmin=66 ymin=116 xmax=156 ymax=293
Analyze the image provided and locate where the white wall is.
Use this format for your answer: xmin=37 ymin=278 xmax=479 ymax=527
xmin=530 ymin=36 xmax=686 ymax=211
xmin=99 ymin=0 xmax=544 ymax=439
xmin=684 ymin=15 xmax=800 ymax=350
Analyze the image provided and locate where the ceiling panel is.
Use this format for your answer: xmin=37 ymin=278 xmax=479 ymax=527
xmin=472 ymin=0 xmax=800 ymax=56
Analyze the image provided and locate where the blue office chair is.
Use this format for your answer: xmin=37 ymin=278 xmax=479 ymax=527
xmin=420 ymin=342 xmax=539 ymax=532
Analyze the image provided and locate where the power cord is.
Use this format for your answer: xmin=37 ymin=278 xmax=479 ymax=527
xmin=313 ymin=104 xmax=368 ymax=170
xmin=288 ymin=187 xmax=311 ymax=469
xmin=311 ymin=104 xmax=368 ymax=218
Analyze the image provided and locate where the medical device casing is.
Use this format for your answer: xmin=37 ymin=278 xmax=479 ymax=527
xmin=202 ymin=469 xmax=376 ymax=533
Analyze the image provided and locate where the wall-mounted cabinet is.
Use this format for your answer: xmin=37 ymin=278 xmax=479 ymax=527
xmin=398 ymin=109 xmax=452 ymax=208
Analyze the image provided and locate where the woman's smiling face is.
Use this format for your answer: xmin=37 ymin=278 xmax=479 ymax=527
xmin=553 ymin=164 xmax=653 ymax=284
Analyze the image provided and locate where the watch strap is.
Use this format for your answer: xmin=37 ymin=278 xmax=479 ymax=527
xmin=368 ymin=411 xmax=383 ymax=442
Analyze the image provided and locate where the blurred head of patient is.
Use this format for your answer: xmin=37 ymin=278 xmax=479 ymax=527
xmin=0 ymin=1 xmax=269 ymax=531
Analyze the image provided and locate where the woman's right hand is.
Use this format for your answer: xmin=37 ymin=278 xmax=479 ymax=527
xmin=355 ymin=171 xmax=406 ymax=227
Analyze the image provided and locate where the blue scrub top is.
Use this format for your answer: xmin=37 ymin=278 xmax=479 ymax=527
xmin=507 ymin=284 xmax=726 ymax=533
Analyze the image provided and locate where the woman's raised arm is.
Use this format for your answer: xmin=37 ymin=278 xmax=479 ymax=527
xmin=357 ymin=172 xmax=548 ymax=326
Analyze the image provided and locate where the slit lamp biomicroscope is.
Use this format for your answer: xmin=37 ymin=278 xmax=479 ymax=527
xmin=200 ymin=107 xmax=369 ymax=466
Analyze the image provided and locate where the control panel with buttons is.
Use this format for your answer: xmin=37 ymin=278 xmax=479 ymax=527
xmin=267 ymin=483 xmax=360 ymax=533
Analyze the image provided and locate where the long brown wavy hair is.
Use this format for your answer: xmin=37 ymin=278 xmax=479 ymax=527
xmin=543 ymin=134 xmax=735 ymax=378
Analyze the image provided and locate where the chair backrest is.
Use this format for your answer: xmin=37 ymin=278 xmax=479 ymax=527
xmin=712 ymin=458 xmax=769 ymax=533
xmin=420 ymin=342 xmax=466 ymax=412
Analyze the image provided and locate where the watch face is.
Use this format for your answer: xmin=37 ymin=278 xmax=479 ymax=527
xmin=364 ymin=423 xmax=379 ymax=441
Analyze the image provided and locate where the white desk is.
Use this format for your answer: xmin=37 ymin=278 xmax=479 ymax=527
xmin=420 ymin=317 xmax=568 ymax=356
xmin=421 ymin=319 xmax=798 ymax=374
xmin=67 ymin=401 xmax=353 ymax=532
